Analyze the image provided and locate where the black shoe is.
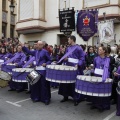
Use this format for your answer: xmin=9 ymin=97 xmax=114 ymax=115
xmin=90 ymin=105 xmax=96 ymax=110
xmin=45 ymin=101 xmax=50 ymax=105
xmin=17 ymin=90 xmax=23 ymax=93
xmin=98 ymin=108 xmax=104 ymax=112
xmin=87 ymin=103 xmax=93 ymax=105
xmin=74 ymin=101 xmax=79 ymax=106
xmin=60 ymin=97 xmax=68 ymax=102
xmin=111 ymin=100 xmax=117 ymax=105
xmin=26 ymin=91 xmax=31 ymax=94
xmin=32 ymin=99 xmax=40 ymax=103
xmin=8 ymin=89 xmax=15 ymax=91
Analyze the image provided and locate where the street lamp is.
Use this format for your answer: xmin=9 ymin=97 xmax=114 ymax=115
xmin=9 ymin=0 xmax=15 ymax=13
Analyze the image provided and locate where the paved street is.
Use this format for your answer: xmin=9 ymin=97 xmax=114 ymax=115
xmin=0 ymin=87 xmax=119 ymax=120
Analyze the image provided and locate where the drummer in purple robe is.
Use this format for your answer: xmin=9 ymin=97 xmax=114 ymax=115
xmin=22 ymin=41 xmax=51 ymax=105
xmin=4 ymin=45 xmax=26 ymax=67
xmin=114 ymin=66 xmax=120 ymax=116
xmin=3 ymin=45 xmax=26 ymax=92
xmin=91 ymin=46 xmax=111 ymax=111
xmin=58 ymin=35 xmax=85 ymax=105
xmin=3 ymin=47 xmax=13 ymax=61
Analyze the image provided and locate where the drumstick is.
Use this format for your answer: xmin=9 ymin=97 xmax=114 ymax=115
xmin=14 ymin=70 xmax=26 ymax=77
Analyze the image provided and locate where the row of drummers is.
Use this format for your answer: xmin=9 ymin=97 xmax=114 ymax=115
xmin=0 ymin=40 xmax=120 ymax=116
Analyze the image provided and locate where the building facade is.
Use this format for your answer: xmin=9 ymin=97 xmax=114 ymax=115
xmin=0 ymin=0 xmax=17 ymax=39
xmin=16 ymin=0 xmax=120 ymax=46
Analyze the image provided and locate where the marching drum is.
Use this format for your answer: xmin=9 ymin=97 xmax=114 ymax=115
xmin=26 ymin=70 xmax=41 ymax=85
xmin=46 ymin=65 xmax=77 ymax=83
xmin=75 ymin=75 xmax=113 ymax=97
xmin=1 ymin=63 xmax=16 ymax=74
xmin=0 ymin=71 xmax=11 ymax=87
xmin=12 ymin=68 xmax=33 ymax=83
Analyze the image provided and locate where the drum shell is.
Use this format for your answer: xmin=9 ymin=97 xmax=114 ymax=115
xmin=46 ymin=65 xmax=77 ymax=83
xmin=12 ymin=68 xmax=33 ymax=82
xmin=1 ymin=64 xmax=16 ymax=74
xmin=26 ymin=70 xmax=41 ymax=85
xmin=75 ymin=75 xmax=112 ymax=97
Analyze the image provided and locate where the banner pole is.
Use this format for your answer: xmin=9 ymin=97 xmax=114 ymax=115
xmin=103 ymin=12 xmax=106 ymax=22
xmin=64 ymin=1 xmax=66 ymax=9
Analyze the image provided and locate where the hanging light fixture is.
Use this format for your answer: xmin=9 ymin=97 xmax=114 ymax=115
xmin=9 ymin=0 xmax=15 ymax=13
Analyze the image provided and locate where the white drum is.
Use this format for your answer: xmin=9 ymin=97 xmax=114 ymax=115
xmin=75 ymin=75 xmax=113 ymax=97
xmin=46 ymin=65 xmax=77 ymax=83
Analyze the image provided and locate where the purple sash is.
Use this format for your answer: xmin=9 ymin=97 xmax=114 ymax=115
xmin=58 ymin=45 xmax=78 ymax=63
xmin=102 ymin=57 xmax=110 ymax=82
xmin=22 ymin=56 xmax=35 ymax=68
xmin=4 ymin=53 xmax=20 ymax=64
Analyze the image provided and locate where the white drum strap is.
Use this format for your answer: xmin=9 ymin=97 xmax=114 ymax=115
xmin=68 ymin=58 xmax=79 ymax=64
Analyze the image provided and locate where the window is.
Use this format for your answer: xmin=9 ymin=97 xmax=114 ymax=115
xmin=2 ymin=23 xmax=7 ymax=38
xmin=19 ymin=0 xmax=33 ymax=20
xmin=39 ymin=0 xmax=45 ymax=19
xmin=2 ymin=0 xmax=6 ymax=10
xmin=10 ymin=25 xmax=15 ymax=38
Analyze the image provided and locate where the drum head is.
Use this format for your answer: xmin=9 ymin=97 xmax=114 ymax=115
xmin=26 ymin=70 xmax=41 ymax=85
xmin=0 ymin=71 xmax=11 ymax=81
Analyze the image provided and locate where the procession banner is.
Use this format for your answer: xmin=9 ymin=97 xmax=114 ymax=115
xmin=77 ymin=10 xmax=98 ymax=41
xmin=98 ymin=20 xmax=114 ymax=43
xmin=59 ymin=9 xmax=75 ymax=33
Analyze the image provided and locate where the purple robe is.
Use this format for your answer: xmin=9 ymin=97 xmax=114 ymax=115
xmin=0 ymin=53 xmax=6 ymax=60
xmin=58 ymin=45 xmax=85 ymax=100
xmin=22 ymin=47 xmax=51 ymax=103
xmin=3 ymin=52 xmax=27 ymax=91
xmin=116 ymin=66 xmax=120 ymax=116
xmin=5 ymin=52 xmax=26 ymax=67
xmin=91 ymin=56 xmax=111 ymax=110
xmin=3 ymin=53 xmax=13 ymax=61
xmin=22 ymin=56 xmax=35 ymax=68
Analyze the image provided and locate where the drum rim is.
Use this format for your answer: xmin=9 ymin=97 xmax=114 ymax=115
xmin=76 ymin=75 xmax=113 ymax=83
xmin=12 ymin=79 xmax=28 ymax=82
xmin=47 ymin=65 xmax=77 ymax=71
xmin=46 ymin=77 xmax=76 ymax=83
xmin=12 ymin=68 xmax=34 ymax=72
xmin=75 ymin=88 xmax=111 ymax=97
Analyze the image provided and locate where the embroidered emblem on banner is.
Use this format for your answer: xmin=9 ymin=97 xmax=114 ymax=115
xmin=83 ymin=16 xmax=90 ymax=26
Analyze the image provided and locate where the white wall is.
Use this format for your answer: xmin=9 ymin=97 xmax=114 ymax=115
xmin=18 ymin=0 xmax=120 ymax=46
xmin=19 ymin=30 xmax=60 ymax=45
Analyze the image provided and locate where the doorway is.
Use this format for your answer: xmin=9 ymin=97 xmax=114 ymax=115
xmin=59 ymin=34 xmax=68 ymax=45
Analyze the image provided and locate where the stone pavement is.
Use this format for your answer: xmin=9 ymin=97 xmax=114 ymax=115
xmin=0 ymin=87 xmax=119 ymax=120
